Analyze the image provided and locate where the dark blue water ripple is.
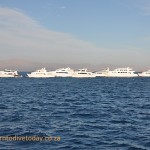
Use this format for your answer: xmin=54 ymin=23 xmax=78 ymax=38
xmin=0 ymin=77 xmax=150 ymax=149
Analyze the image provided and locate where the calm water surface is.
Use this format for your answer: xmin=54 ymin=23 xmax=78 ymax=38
xmin=0 ymin=77 xmax=150 ymax=150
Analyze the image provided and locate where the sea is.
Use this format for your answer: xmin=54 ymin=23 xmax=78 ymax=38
xmin=0 ymin=76 xmax=150 ymax=150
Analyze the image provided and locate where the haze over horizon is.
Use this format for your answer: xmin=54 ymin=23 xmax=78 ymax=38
xmin=0 ymin=0 xmax=150 ymax=71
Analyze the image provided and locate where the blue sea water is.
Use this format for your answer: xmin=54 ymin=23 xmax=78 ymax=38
xmin=0 ymin=77 xmax=150 ymax=150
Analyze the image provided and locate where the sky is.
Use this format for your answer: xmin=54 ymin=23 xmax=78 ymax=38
xmin=0 ymin=0 xmax=150 ymax=71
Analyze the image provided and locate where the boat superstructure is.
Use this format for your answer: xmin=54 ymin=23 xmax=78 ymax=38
xmin=27 ymin=68 xmax=55 ymax=78
xmin=0 ymin=69 xmax=20 ymax=77
xmin=73 ymin=68 xmax=96 ymax=78
xmin=138 ymin=70 xmax=150 ymax=77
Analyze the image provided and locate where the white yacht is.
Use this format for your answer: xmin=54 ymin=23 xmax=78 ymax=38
xmin=94 ymin=72 xmax=105 ymax=77
xmin=138 ymin=70 xmax=150 ymax=77
xmin=72 ymin=68 xmax=96 ymax=78
xmin=27 ymin=68 xmax=55 ymax=78
xmin=94 ymin=69 xmax=108 ymax=77
xmin=54 ymin=67 xmax=74 ymax=77
xmin=0 ymin=69 xmax=20 ymax=77
xmin=102 ymin=67 xmax=138 ymax=77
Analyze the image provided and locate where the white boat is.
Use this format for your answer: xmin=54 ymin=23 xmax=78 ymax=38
xmin=72 ymin=68 xmax=96 ymax=78
xmin=0 ymin=69 xmax=20 ymax=77
xmin=138 ymin=70 xmax=150 ymax=77
xmin=102 ymin=67 xmax=138 ymax=77
xmin=94 ymin=72 xmax=104 ymax=77
xmin=27 ymin=68 xmax=55 ymax=78
xmin=94 ymin=69 xmax=108 ymax=77
xmin=54 ymin=67 xmax=74 ymax=77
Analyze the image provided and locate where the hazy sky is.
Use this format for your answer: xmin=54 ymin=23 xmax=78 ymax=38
xmin=0 ymin=0 xmax=150 ymax=70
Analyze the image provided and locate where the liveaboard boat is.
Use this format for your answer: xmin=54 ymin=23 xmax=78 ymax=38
xmin=0 ymin=69 xmax=21 ymax=77
xmin=27 ymin=68 xmax=55 ymax=78
xmin=102 ymin=67 xmax=138 ymax=77
xmin=138 ymin=70 xmax=150 ymax=77
xmin=54 ymin=67 xmax=74 ymax=77
xmin=94 ymin=68 xmax=109 ymax=77
xmin=72 ymin=68 xmax=96 ymax=78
